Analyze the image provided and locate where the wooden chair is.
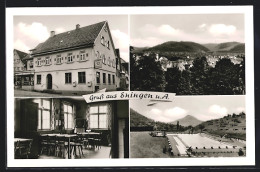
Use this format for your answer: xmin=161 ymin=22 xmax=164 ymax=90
xmin=40 ymin=135 xmax=49 ymax=155
xmin=88 ymin=138 xmax=95 ymax=149
xmin=14 ymin=141 xmax=20 ymax=158
xmin=70 ymin=136 xmax=84 ymax=158
xmin=48 ymin=135 xmax=57 ymax=156
xmin=94 ymin=133 xmax=102 ymax=150
xmin=56 ymin=136 xmax=68 ymax=158
xmin=17 ymin=140 xmax=33 ymax=159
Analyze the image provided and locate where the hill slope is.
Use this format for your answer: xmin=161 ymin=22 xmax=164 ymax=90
xmin=147 ymin=41 xmax=210 ymax=53
xmin=203 ymin=42 xmax=245 ymax=53
xmin=171 ymin=115 xmax=202 ymax=127
xmin=130 ymin=108 xmax=155 ymax=127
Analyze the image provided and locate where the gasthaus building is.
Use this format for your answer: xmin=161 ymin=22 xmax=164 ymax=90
xmin=30 ymin=21 xmax=117 ymax=94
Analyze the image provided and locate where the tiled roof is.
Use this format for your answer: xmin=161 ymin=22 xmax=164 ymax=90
xmin=23 ymin=54 xmax=33 ymax=60
xmin=14 ymin=49 xmax=28 ymax=60
xmin=32 ymin=21 xmax=106 ymax=55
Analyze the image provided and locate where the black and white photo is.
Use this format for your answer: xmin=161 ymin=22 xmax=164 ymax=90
xmin=130 ymin=96 xmax=246 ymax=158
xmin=14 ymin=98 xmax=129 ymax=159
xmin=13 ymin=15 xmax=129 ymax=97
xmin=130 ymin=14 xmax=245 ymax=95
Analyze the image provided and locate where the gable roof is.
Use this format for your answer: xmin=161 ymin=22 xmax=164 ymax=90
xmin=14 ymin=49 xmax=28 ymax=60
xmin=31 ymin=21 xmax=106 ymax=56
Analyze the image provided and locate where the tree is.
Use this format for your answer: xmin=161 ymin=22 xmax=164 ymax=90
xmin=130 ymin=46 xmax=140 ymax=90
xmin=199 ymin=124 xmax=205 ymax=133
xmin=210 ymin=58 xmax=241 ymax=95
xmin=177 ymin=121 xmax=180 ymax=131
xmin=134 ymin=53 xmax=165 ymax=91
xmin=178 ymin=70 xmax=192 ymax=95
xmin=165 ymin=67 xmax=181 ymax=93
xmin=189 ymin=56 xmax=210 ymax=94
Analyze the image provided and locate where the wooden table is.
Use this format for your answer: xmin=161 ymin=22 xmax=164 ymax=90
xmin=80 ymin=132 xmax=100 ymax=138
xmin=14 ymin=138 xmax=32 ymax=142
xmin=56 ymin=134 xmax=77 ymax=159
xmin=79 ymin=132 xmax=101 ymax=149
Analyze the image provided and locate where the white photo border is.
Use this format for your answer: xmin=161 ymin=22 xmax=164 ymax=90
xmin=6 ymin=6 xmax=254 ymax=167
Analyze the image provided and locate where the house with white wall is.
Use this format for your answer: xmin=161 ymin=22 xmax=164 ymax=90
xmin=30 ymin=21 xmax=117 ymax=94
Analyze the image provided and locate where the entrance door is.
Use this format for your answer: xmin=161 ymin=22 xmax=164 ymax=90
xmin=47 ymin=74 xmax=52 ymax=89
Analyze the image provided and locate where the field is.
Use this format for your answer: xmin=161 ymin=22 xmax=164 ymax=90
xmin=130 ymin=132 xmax=171 ymax=158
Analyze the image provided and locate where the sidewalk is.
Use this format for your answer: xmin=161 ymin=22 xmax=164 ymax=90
xmin=14 ymin=89 xmax=81 ymax=97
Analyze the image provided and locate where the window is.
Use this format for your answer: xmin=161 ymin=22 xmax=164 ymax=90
xmin=112 ymin=59 xmax=116 ymax=68
xmin=102 ymin=54 xmax=106 ymax=64
xmin=80 ymin=54 xmax=85 ymax=61
xmin=37 ymin=58 xmax=42 ymax=66
xmin=108 ymin=57 xmax=111 ymax=66
xmin=29 ymin=60 xmax=33 ymax=68
xmin=103 ymin=73 xmax=106 ymax=84
xmin=96 ymin=72 xmax=100 ymax=84
xmin=106 ymin=41 xmax=110 ymax=49
xmin=64 ymin=103 xmax=74 ymax=129
xmin=101 ymin=35 xmax=105 ymax=45
xmin=56 ymin=55 xmax=62 ymax=64
xmin=112 ymin=75 xmax=115 ymax=84
xmin=108 ymin=74 xmax=111 ymax=84
xmin=78 ymin=72 xmax=86 ymax=83
xmin=89 ymin=104 xmax=108 ymax=129
xmin=33 ymin=99 xmax=51 ymax=130
xmin=45 ymin=57 xmax=50 ymax=65
xmin=65 ymin=73 xmax=72 ymax=84
xmin=79 ymin=53 xmax=88 ymax=61
xmin=96 ymin=51 xmax=101 ymax=59
xmin=67 ymin=55 xmax=73 ymax=63
xmin=37 ymin=75 xmax=41 ymax=84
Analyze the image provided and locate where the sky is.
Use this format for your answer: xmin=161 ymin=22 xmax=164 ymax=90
xmin=130 ymin=95 xmax=245 ymax=123
xmin=13 ymin=15 xmax=129 ymax=62
xmin=130 ymin=14 xmax=244 ymax=47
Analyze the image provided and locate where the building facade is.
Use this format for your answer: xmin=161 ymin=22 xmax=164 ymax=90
xmin=14 ymin=49 xmax=35 ymax=90
xmin=30 ymin=21 xmax=117 ymax=94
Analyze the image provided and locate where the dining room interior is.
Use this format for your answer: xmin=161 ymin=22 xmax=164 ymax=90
xmin=14 ymin=97 xmax=129 ymax=159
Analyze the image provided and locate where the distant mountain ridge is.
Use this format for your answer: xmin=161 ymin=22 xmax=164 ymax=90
xmin=203 ymin=41 xmax=245 ymax=53
xmin=170 ymin=115 xmax=203 ymax=127
xmin=133 ymin=41 xmax=245 ymax=54
xmin=147 ymin=41 xmax=210 ymax=53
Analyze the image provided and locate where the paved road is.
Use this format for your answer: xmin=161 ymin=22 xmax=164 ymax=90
xmin=14 ymin=89 xmax=82 ymax=97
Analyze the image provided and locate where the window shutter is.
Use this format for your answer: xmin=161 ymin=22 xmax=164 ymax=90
xmin=86 ymin=53 xmax=89 ymax=60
